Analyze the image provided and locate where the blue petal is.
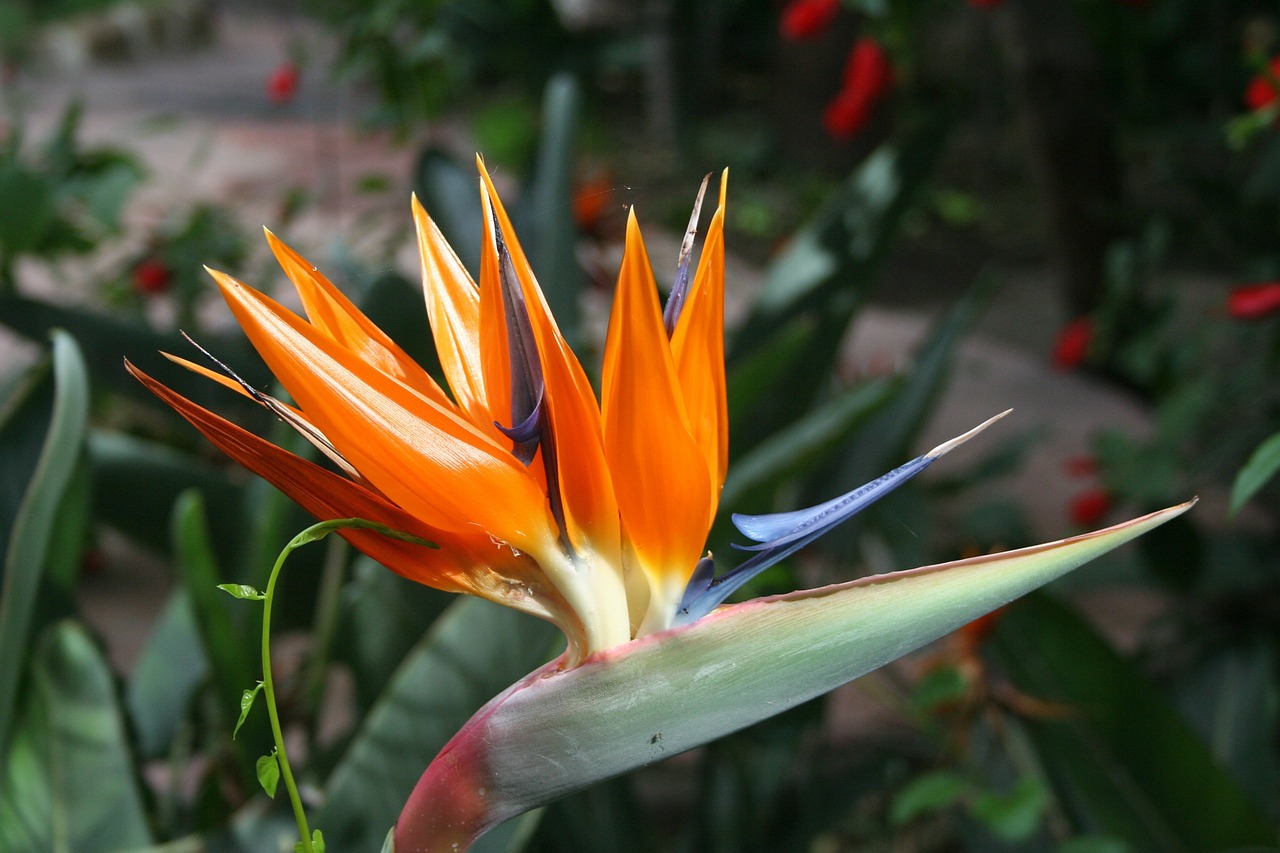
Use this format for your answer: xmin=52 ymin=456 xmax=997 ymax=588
xmin=730 ymin=454 xmax=934 ymax=549
xmin=674 ymin=411 xmax=1014 ymax=625
xmin=662 ymin=174 xmax=710 ymax=337
xmin=675 ymin=556 xmax=716 ymax=616
xmin=491 ymin=213 xmax=572 ymax=555
xmin=676 ymin=457 xmax=932 ymax=624
xmin=493 ymin=213 xmax=545 ymax=466
xmin=494 ymin=394 xmax=544 ymax=466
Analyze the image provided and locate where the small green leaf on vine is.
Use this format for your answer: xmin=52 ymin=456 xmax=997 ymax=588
xmin=257 ymin=752 xmax=281 ymax=798
xmin=234 ymin=682 xmax=264 ymax=739
xmin=296 ymin=829 xmax=326 ymax=853
xmin=217 ymin=583 xmax=265 ymax=600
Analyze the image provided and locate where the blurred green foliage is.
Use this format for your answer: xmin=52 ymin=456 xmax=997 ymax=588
xmin=1 ymin=0 xmax=1279 ymax=850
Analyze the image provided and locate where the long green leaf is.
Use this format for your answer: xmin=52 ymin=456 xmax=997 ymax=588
xmin=838 ymin=274 xmax=995 ymax=488
xmin=126 ymin=589 xmax=208 ymax=758
xmin=171 ymin=489 xmax=264 ymax=776
xmin=991 ymin=593 xmax=1277 ymax=851
xmin=88 ymin=429 xmax=244 ymax=564
xmin=340 ymin=554 xmax=453 ymax=710
xmin=0 ymin=330 xmax=88 ymax=753
xmin=726 ymin=119 xmax=948 ymax=449
xmin=0 ymin=358 xmax=54 ymax=563
xmin=394 ymin=503 xmax=1193 ymax=850
xmin=0 ymin=621 xmax=153 ymax=852
xmin=317 ymin=598 xmax=560 ymax=852
xmin=1229 ymin=429 xmax=1280 ymax=514
xmin=414 ymin=149 xmax=483 ymax=275
xmin=515 ymin=73 xmax=581 ymax=335
xmin=1173 ymin=642 xmax=1278 ymax=816
xmin=816 ymin=276 xmax=995 ymax=567
xmin=0 ymin=295 xmax=261 ymax=409
xmin=720 ymin=378 xmax=896 ymax=513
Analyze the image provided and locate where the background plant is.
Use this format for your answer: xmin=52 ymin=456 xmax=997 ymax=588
xmin=0 ymin=0 xmax=1277 ymax=849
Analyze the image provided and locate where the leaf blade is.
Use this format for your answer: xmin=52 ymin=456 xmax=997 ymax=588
xmin=0 ymin=622 xmax=154 ymax=853
xmin=1229 ymin=429 xmax=1280 ymax=514
xmin=395 ymin=503 xmax=1194 ymax=849
xmin=0 ymin=330 xmax=88 ymax=753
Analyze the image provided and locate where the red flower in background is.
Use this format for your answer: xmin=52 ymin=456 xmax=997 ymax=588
xmin=968 ymin=0 xmax=1004 ymax=8
xmin=1069 ymin=489 xmax=1112 ymax=528
xmin=572 ymin=169 xmax=614 ymax=234
xmin=1246 ymin=57 xmax=1280 ymax=113
xmin=954 ymin=606 xmax=1006 ymax=657
xmin=1051 ymin=317 xmax=1093 ymax=370
xmin=780 ymin=0 xmax=840 ymax=41
xmin=823 ymin=38 xmax=894 ymax=140
xmin=266 ymin=61 xmax=300 ymax=105
xmin=1064 ymin=455 xmax=1098 ymax=478
xmin=132 ymin=257 xmax=172 ymax=295
xmin=1227 ymin=282 xmax=1280 ymax=320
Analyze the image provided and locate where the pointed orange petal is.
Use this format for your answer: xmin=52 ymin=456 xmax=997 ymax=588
xmin=477 ymin=188 xmax=514 ymax=433
xmin=670 ymin=170 xmax=729 ymax=511
xmin=411 ymin=195 xmax=499 ymax=436
xmin=210 ymin=269 xmax=558 ymax=552
xmin=264 ymin=230 xmax=453 ymax=408
xmin=127 ymin=360 xmax=576 ymax=626
xmin=162 ymin=352 xmax=257 ymax=400
xmin=602 ymin=212 xmax=712 ymax=593
xmin=476 ymin=160 xmax=621 ymax=563
xmin=162 ymin=351 xmax=364 ymax=481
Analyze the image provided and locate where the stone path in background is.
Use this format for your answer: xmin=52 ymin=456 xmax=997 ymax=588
xmin=4 ymin=4 xmax=1166 ymax=673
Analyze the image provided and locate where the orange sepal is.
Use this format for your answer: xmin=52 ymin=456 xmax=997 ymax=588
xmin=476 ymin=162 xmax=621 ymax=560
xmin=126 ymin=360 xmax=573 ymax=626
xmin=602 ymin=212 xmax=712 ymax=587
xmin=209 ymin=268 xmax=558 ymax=551
xmin=670 ymin=170 xmax=729 ymax=513
xmin=476 ymin=189 xmax=515 ymax=434
xmin=263 ymin=230 xmax=452 ymax=408
xmin=411 ymin=196 xmax=501 ymax=439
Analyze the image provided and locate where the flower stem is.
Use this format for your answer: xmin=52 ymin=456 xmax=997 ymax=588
xmin=262 ymin=535 xmax=315 ymax=853
xmin=253 ymin=517 xmax=435 ymax=853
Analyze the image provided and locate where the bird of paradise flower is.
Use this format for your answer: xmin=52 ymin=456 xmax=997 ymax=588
xmin=128 ymin=162 xmax=1190 ymax=852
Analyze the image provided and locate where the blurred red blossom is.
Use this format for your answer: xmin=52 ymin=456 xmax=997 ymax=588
xmin=266 ymin=61 xmax=300 ymax=105
xmin=954 ymin=606 xmax=1006 ymax=657
xmin=780 ymin=0 xmax=840 ymax=41
xmin=1069 ymin=490 xmax=1112 ymax=528
xmin=572 ymin=169 xmax=614 ymax=234
xmin=1051 ymin=317 xmax=1093 ymax=370
xmin=968 ymin=0 xmax=1004 ymax=8
xmin=1246 ymin=57 xmax=1280 ymax=113
xmin=132 ymin=257 xmax=172 ymax=295
xmin=823 ymin=38 xmax=894 ymax=140
xmin=1064 ymin=455 xmax=1098 ymax=478
xmin=1227 ymin=282 xmax=1280 ymax=320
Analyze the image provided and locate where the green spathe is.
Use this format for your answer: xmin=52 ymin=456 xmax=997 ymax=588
xmin=393 ymin=501 xmax=1194 ymax=852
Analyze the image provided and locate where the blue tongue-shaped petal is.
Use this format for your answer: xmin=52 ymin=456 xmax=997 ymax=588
xmin=730 ymin=453 xmax=935 ymax=550
xmin=676 ymin=411 xmax=1011 ymax=625
xmin=489 ymin=214 xmax=573 ymax=554
xmin=492 ymin=213 xmax=545 ymax=466
xmin=662 ymin=174 xmax=711 ymax=337
xmin=675 ymin=555 xmax=717 ymax=619
xmin=495 ymin=396 xmax=544 ymax=449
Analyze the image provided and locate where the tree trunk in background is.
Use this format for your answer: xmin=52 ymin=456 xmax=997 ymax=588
xmin=993 ymin=0 xmax=1123 ymax=317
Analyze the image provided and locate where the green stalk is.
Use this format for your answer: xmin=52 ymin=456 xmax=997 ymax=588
xmin=262 ymin=535 xmax=316 ymax=853
xmin=236 ymin=516 xmax=436 ymax=853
